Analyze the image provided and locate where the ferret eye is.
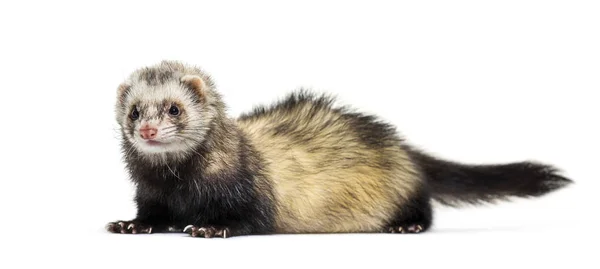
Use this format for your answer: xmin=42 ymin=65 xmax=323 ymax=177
xmin=169 ymin=105 xmax=180 ymax=116
xmin=130 ymin=106 xmax=140 ymax=120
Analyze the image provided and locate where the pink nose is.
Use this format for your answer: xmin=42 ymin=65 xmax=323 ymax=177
xmin=140 ymin=127 xmax=158 ymax=140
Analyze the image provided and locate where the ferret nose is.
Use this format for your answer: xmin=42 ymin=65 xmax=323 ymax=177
xmin=140 ymin=127 xmax=158 ymax=140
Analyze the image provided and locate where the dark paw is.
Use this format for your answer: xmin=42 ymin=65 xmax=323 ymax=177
xmin=183 ymin=225 xmax=231 ymax=238
xmin=106 ymin=221 xmax=153 ymax=234
xmin=386 ymin=224 xmax=425 ymax=234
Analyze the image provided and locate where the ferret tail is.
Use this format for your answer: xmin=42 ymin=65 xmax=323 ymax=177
xmin=406 ymin=148 xmax=573 ymax=206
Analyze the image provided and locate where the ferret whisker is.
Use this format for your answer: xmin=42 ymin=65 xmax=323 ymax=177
xmin=165 ymin=162 xmax=183 ymax=181
xmin=175 ymin=135 xmax=203 ymax=143
xmin=186 ymin=142 xmax=209 ymax=164
xmin=161 ymin=126 xmax=178 ymax=131
xmin=123 ymin=141 xmax=138 ymax=157
xmin=162 ymin=130 xmax=178 ymax=136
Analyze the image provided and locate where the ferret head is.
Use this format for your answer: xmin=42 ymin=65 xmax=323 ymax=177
xmin=115 ymin=61 xmax=221 ymax=159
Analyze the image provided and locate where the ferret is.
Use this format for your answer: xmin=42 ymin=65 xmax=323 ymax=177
xmin=107 ymin=60 xmax=572 ymax=238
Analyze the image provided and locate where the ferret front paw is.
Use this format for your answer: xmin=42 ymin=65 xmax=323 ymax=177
xmin=183 ymin=225 xmax=231 ymax=238
xmin=106 ymin=220 xmax=153 ymax=234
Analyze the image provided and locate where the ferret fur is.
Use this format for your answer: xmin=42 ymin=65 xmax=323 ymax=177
xmin=107 ymin=60 xmax=572 ymax=237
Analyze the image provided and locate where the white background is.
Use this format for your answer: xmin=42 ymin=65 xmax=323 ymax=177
xmin=0 ymin=0 xmax=598 ymax=268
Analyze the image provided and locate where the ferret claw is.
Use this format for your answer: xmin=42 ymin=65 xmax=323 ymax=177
xmin=386 ymin=224 xmax=425 ymax=234
xmin=183 ymin=224 xmax=195 ymax=233
xmin=106 ymin=220 xmax=153 ymax=234
xmin=184 ymin=225 xmax=231 ymax=238
xmin=407 ymin=225 xmax=423 ymax=233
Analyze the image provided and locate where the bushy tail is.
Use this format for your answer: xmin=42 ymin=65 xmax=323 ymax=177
xmin=407 ymin=149 xmax=573 ymax=206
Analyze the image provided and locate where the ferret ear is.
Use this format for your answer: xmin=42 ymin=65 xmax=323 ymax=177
xmin=117 ymin=83 xmax=131 ymax=104
xmin=180 ymin=75 xmax=207 ymax=100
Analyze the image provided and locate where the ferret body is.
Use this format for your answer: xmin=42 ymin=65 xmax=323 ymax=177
xmin=107 ymin=60 xmax=572 ymax=237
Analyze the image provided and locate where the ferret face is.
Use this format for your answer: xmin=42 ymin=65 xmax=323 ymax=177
xmin=117 ymin=72 xmax=215 ymax=157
